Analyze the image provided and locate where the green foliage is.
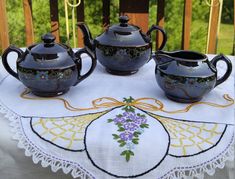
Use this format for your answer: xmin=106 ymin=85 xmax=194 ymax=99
xmin=83 ymin=0 xmax=119 ymax=37
xmin=149 ymin=0 xmax=210 ymax=51
xmin=6 ymin=1 xmax=25 ymax=46
xmin=190 ymin=21 xmax=208 ymax=53
xmin=221 ymin=0 xmax=234 ymax=24
xmin=217 ymin=23 xmax=234 ymax=55
xmin=32 ymin=1 xmax=51 ymax=42
xmin=164 ymin=0 xmax=184 ymax=51
xmin=3 ymin=0 xmax=233 ymax=55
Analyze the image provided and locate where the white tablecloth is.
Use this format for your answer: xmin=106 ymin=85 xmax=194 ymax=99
xmin=0 ymin=53 xmax=234 ymax=179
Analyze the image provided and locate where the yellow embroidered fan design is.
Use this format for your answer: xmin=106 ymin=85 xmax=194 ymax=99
xmin=148 ymin=112 xmax=226 ymax=156
xmin=31 ymin=110 xmax=108 ymax=151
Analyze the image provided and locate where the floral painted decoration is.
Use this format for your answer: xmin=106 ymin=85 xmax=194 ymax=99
xmin=36 ymin=71 xmax=49 ymax=80
xmin=108 ymin=97 xmax=149 ymax=162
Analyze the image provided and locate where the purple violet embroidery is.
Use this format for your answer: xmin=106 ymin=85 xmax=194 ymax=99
xmin=107 ymin=97 xmax=149 ymax=162
xmin=119 ymin=131 xmax=133 ymax=141
xmin=123 ymin=122 xmax=139 ymax=131
xmin=113 ymin=116 xmax=126 ymax=124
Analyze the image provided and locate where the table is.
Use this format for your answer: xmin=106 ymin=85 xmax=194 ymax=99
xmin=0 ymin=52 xmax=234 ymax=179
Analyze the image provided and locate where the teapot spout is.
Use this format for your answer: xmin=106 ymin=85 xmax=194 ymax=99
xmin=77 ymin=23 xmax=95 ymax=53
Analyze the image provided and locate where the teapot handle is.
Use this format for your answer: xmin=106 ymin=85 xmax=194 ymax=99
xmin=2 ymin=46 xmax=23 ymax=80
xmin=211 ymin=54 xmax=232 ymax=87
xmin=74 ymin=48 xmax=97 ymax=86
xmin=146 ymin=25 xmax=167 ymax=50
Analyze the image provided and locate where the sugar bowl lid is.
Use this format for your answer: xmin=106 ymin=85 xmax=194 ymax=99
xmin=95 ymin=16 xmax=150 ymax=47
xmin=23 ymin=33 xmax=75 ymax=69
xmin=28 ymin=33 xmax=70 ymax=56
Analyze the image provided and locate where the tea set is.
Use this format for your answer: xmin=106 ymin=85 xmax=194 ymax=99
xmin=1 ymin=16 xmax=232 ymax=103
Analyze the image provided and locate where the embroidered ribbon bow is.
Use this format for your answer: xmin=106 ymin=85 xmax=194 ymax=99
xmin=21 ymin=89 xmax=234 ymax=114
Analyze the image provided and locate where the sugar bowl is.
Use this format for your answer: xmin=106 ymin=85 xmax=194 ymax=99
xmin=2 ymin=33 xmax=96 ymax=96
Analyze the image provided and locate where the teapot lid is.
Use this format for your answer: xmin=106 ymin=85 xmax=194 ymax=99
xmin=95 ymin=16 xmax=150 ymax=46
xmin=108 ymin=16 xmax=140 ymax=33
xmin=28 ymin=33 xmax=70 ymax=56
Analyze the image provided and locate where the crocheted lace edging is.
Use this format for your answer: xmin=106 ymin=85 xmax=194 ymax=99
xmin=0 ymin=101 xmax=95 ymax=179
xmin=0 ymin=101 xmax=234 ymax=179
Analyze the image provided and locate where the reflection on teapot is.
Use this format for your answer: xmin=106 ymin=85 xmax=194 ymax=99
xmin=153 ymin=50 xmax=232 ymax=103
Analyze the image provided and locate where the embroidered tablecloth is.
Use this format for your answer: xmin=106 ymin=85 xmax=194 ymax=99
xmin=0 ymin=52 xmax=234 ymax=179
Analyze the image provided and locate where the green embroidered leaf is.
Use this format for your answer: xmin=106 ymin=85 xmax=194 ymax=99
xmin=122 ymin=106 xmax=128 ymax=111
xmin=119 ymin=142 xmax=126 ymax=147
xmin=140 ymin=114 xmax=146 ymax=117
xmin=118 ymin=127 xmax=125 ymax=132
xmin=140 ymin=124 xmax=149 ymax=128
xmin=129 ymin=150 xmax=134 ymax=156
xmin=124 ymin=150 xmax=134 ymax=162
xmin=116 ymin=114 xmax=123 ymax=118
xmin=123 ymin=96 xmax=134 ymax=104
xmin=126 ymin=119 xmax=132 ymax=122
xmin=137 ymin=113 xmax=140 ymax=116
xmin=123 ymin=97 xmax=128 ymax=102
xmin=132 ymin=139 xmax=139 ymax=144
xmin=133 ymin=132 xmax=139 ymax=137
xmin=126 ymin=152 xmax=130 ymax=162
xmin=107 ymin=119 xmax=113 ymax=123
xmin=122 ymin=105 xmax=135 ymax=113
xmin=117 ymin=140 xmax=124 ymax=143
xmin=128 ymin=107 xmax=135 ymax=113
xmin=117 ymin=123 xmax=123 ymax=127
xmin=129 ymin=96 xmax=134 ymax=101
xmin=112 ymin=134 xmax=119 ymax=139
xmin=121 ymin=151 xmax=127 ymax=156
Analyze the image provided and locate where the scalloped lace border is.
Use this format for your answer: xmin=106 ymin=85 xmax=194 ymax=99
xmin=0 ymin=101 xmax=95 ymax=179
xmin=0 ymin=100 xmax=234 ymax=179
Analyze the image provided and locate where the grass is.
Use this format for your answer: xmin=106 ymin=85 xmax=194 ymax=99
xmin=217 ymin=23 xmax=234 ymax=55
xmin=191 ymin=20 xmax=234 ymax=55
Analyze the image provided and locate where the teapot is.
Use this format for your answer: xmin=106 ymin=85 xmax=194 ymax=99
xmin=78 ymin=15 xmax=167 ymax=75
xmin=153 ymin=50 xmax=232 ymax=103
xmin=2 ymin=33 xmax=96 ymax=97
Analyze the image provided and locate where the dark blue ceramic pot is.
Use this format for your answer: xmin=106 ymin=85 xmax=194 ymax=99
xmin=78 ymin=16 xmax=167 ymax=75
xmin=153 ymin=50 xmax=232 ymax=103
xmin=2 ymin=33 xmax=96 ymax=97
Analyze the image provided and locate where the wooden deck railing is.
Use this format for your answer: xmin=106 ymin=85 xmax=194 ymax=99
xmin=0 ymin=0 xmax=230 ymax=54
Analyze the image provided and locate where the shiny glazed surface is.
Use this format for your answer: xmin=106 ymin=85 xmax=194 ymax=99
xmin=78 ymin=16 xmax=167 ymax=75
xmin=154 ymin=51 xmax=232 ymax=102
xmin=2 ymin=33 xmax=96 ymax=96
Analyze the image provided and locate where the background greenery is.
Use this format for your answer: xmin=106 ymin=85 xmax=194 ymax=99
xmin=4 ymin=0 xmax=234 ymax=55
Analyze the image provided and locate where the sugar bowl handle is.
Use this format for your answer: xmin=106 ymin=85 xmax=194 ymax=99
xmin=211 ymin=54 xmax=232 ymax=87
xmin=2 ymin=46 xmax=23 ymax=80
xmin=74 ymin=48 xmax=97 ymax=86
xmin=147 ymin=25 xmax=167 ymax=50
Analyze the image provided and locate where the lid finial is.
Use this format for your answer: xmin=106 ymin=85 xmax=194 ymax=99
xmin=119 ymin=16 xmax=129 ymax=27
xmin=41 ymin=33 xmax=56 ymax=44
